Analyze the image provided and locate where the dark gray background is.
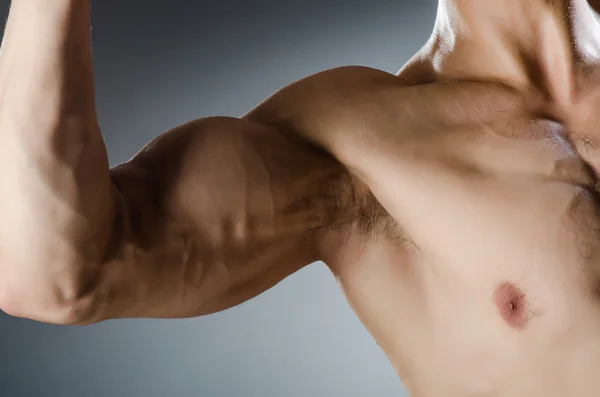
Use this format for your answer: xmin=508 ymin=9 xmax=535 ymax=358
xmin=0 ymin=1 xmax=436 ymax=396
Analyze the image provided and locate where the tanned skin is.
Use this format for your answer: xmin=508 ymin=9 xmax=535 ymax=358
xmin=3 ymin=1 xmax=600 ymax=396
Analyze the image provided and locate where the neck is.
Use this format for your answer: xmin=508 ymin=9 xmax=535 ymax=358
xmin=402 ymin=0 xmax=600 ymax=96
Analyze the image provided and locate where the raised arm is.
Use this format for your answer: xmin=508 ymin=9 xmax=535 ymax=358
xmin=0 ymin=1 xmax=348 ymax=324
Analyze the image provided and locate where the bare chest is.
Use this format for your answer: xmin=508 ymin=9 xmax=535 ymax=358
xmin=327 ymin=118 xmax=600 ymax=397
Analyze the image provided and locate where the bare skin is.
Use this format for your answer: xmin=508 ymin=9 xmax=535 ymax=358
xmin=2 ymin=0 xmax=600 ymax=396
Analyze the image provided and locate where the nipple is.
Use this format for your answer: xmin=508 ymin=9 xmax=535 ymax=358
xmin=494 ymin=282 xmax=529 ymax=330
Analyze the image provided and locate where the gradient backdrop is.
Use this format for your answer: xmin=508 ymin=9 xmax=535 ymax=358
xmin=0 ymin=1 xmax=437 ymax=396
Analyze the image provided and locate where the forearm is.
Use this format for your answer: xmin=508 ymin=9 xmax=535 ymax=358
xmin=0 ymin=0 xmax=114 ymax=323
xmin=1 ymin=0 xmax=97 ymax=122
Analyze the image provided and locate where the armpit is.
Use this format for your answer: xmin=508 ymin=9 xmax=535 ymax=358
xmin=320 ymin=167 xmax=406 ymax=241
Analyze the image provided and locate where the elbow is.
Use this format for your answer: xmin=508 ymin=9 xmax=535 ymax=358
xmin=0 ymin=277 xmax=100 ymax=326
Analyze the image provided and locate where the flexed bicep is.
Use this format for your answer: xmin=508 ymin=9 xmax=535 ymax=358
xmin=97 ymin=117 xmax=347 ymax=320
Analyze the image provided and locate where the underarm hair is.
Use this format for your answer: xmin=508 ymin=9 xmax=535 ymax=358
xmin=315 ymin=153 xmax=400 ymax=238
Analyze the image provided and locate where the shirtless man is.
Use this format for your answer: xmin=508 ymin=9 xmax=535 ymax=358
xmin=2 ymin=0 xmax=600 ymax=396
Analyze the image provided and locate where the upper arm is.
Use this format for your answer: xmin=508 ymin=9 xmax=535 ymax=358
xmin=95 ymin=117 xmax=347 ymax=321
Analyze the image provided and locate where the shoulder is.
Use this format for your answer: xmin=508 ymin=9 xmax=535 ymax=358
xmin=243 ymin=65 xmax=402 ymax=134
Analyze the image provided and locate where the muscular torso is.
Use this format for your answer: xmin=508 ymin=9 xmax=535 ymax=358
xmin=317 ymin=68 xmax=600 ymax=397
